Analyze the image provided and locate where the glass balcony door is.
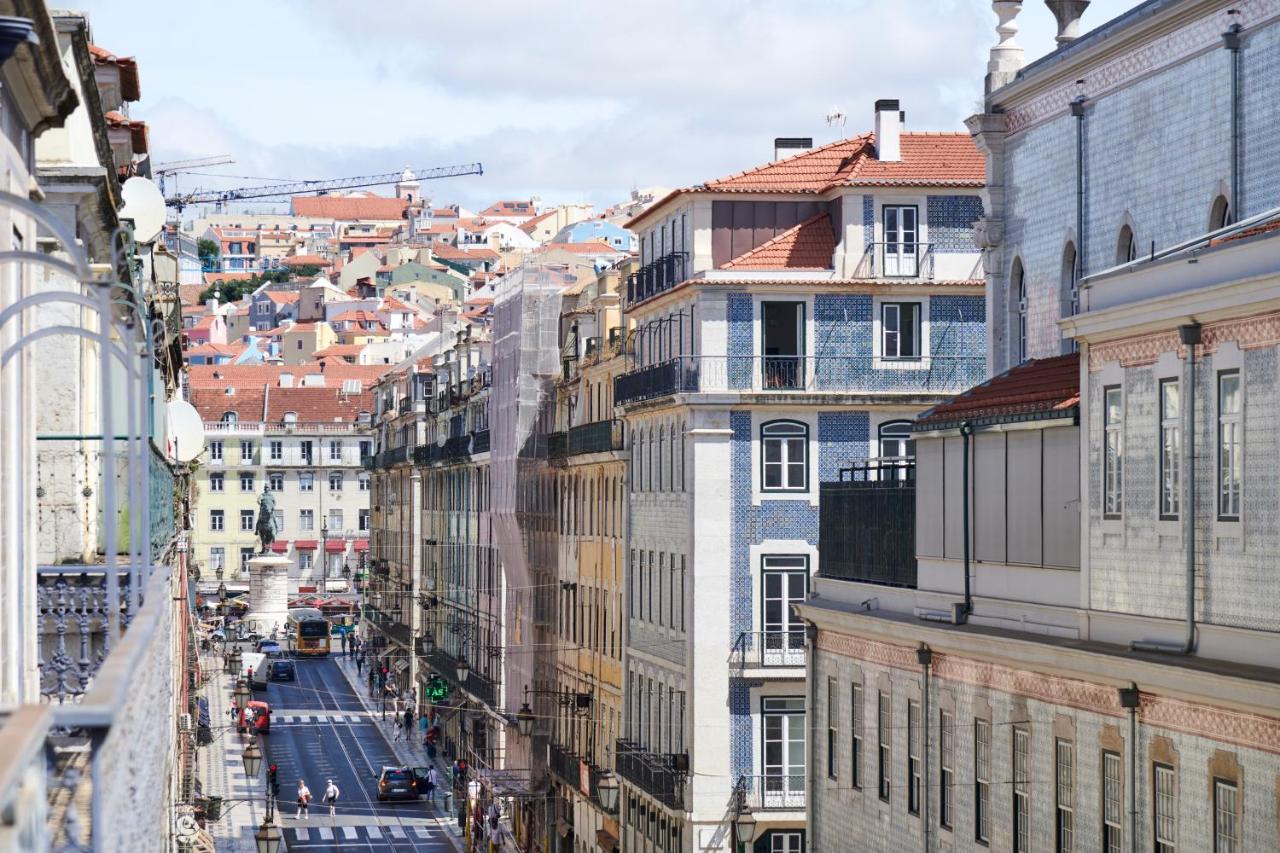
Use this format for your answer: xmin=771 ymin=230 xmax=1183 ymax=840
xmin=762 ymin=556 xmax=808 ymax=665
xmin=762 ymin=696 xmax=806 ymax=808
xmin=883 ymin=205 xmax=919 ymax=277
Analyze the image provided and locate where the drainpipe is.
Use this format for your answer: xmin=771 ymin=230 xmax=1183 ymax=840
xmin=916 ymin=646 xmax=933 ymax=853
xmin=1118 ymin=685 xmax=1140 ymax=853
xmin=1071 ymin=83 xmax=1086 ymax=279
xmin=1132 ymin=323 xmax=1200 ymax=654
xmin=1224 ymin=13 xmax=1243 ymax=216
xmin=918 ymin=422 xmax=974 ymax=625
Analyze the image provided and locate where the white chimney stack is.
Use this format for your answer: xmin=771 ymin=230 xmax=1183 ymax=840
xmin=874 ymin=100 xmax=902 ymax=162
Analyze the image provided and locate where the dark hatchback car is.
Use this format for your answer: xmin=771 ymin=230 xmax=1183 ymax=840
xmin=376 ymin=766 xmax=417 ymax=801
xmin=268 ymin=659 xmax=295 ymax=681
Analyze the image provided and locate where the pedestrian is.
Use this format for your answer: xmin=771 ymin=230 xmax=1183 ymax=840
xmin=322 ymin=778 xmax=340 ymax=816
xmin=403 ymin=706 xmax=414 ymax=739
xmin=367 ymin=668 xmax=375 ymax=697
xmin=424 ymin=765 xmax=439 ymax=804
xmin=355 ymin=652 xmax=363 ymax=676
xmin=295 ymin=780 xmax=312 ymax=820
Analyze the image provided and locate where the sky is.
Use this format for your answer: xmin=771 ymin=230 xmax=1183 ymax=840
xmin=76 ymin=0 xmax=1140 ymax=217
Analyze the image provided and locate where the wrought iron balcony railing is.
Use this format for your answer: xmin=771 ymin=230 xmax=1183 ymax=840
xmin=730 ymin=630 xmax=807 ymax=670
xmin=615 ymin=739 xmax=687 ymax=811
xmin=418 ymin=646 xmax=498 ymax=709
xmin=566 ymin=419 xmax=624 ymax=456
xmin=819 ymin=457 xmax=917 ymax=588
xmin=739 ymin=773 xmax=807 ymax=810
xmin=613 ymin=358 xmax=701 ymax=406
xmin=443 ymin=433 xmax=472 ymax=461
xmin=37 ymin=567 xmax=134 ymax=703
xmin=470 ymin=429 xmax=490 ymax=455
xmin=625 ymin=252 xmax=688 ymax=304
xmin=547 ymin=743 xmax=618 ymax=815
xmin=547 ymin=431 xmax=568 ymax=459
xmin=856 ymin=242 xmax=936 ymax=279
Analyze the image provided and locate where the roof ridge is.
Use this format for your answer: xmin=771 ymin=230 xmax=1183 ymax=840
xmin=704 ymin=134 xmax=871 ymax=188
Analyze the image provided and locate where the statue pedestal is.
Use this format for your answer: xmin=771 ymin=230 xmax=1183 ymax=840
xmin=242 ymin=554 xmax=291 ymax=635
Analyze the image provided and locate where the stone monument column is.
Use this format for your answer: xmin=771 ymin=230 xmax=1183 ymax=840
xmin=243 ymin=553 xmax=291 ymax=635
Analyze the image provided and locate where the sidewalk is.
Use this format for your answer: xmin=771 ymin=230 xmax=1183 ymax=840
xmin=331 ymin=652 xmax=468 ymax=852
xmin=198 ymin=647 xmax=275 ymax=853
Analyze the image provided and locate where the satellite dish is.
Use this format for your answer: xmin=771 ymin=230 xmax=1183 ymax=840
xmin=120 ymin=177 xmax=166 ymax=243
xmin=164 ymin=399 xmax=206 ymax=463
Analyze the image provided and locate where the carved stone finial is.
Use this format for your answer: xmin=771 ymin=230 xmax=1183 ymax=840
xmin=987 ymin=1 xmax=1025 ymax=94
xmin=1046 ymin=0 xmax=1091 ymax=45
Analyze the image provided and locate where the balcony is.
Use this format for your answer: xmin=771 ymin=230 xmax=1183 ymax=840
xmin=819 ymin=458 xmax=917 ymax=588
xmin=739 ymin=773 xmax=806 ymax=811
xmin=471 ymin=429 xmax=490 ymax=455
xmin=364 ymin=605 xmax=411 ymax=646
xmin=615 ymin=739 xmax=687 ymax=811
xmin=567 ymin=419 xmax=624 ymax=456
xmin=443 ymin=433 xmax=472 ymax=462
xmin=625 ymin=252 xmax=688 ymax=304
xmin=36 ymin=567 xmax=134 ymax=703
xmin=548 ymin=743 xmax=619 ymax=815
xmin=614 ymin=355 xmax=985 ymax=405
xmin=418 ymin=645 xmax=498 ymax=709
xmin=730 ymin=630 xmax=806 ymax=672
xmin=547 ymin=431 xmax=567 ymax=459
xmin=856 ymin=242 xmax=936 ymax=279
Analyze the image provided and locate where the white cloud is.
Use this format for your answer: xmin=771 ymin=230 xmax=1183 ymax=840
xmin=76 ymin=0 xmax=1142 ymax=212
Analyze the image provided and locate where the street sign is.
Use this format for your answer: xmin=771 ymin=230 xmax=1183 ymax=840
xmin=426 ymin=675 xmax=450 ymax=702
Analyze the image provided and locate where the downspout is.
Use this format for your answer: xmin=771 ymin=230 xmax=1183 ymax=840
xmin=917 ymin=646 xmax=933 ymax=853
xmin=1224 ymin=15 xmax=1243 ymax=216
xmin=806 ymin=621 xmax=819 ymax=853
xmin=1118 ymin=685 xmax=1140 ymax=853
xmin=917 ymin=421 xmax=974 ymax=625
xmin=1132 ymin=323 xmax=1200 ymax=654
xmin=1071 ymin=84 xmax=1086 ymax=280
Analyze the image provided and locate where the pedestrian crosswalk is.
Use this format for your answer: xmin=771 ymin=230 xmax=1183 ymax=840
xmin=287 ymin=823 xmax=440 ymax=842
xmin=273 ymin=712 xmax=374 ymax=724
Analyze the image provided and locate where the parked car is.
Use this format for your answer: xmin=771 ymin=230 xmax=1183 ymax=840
xmin=256 ymin=639 xmax=282 ymax=656
xmin=239 ymin=699 xmax=270 ymax=734
xmin=268 ymin=659 xmax=295 ymax=682
xmin=376 ymin=766 xmax=417 ymax=801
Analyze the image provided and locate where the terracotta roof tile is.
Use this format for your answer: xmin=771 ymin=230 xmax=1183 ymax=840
xmin=281 ymin=254 xmax=332 ymax=267
xmin=720 ymin=213 xmax=835 ymax=270
xmin=480 ymin=200 xmax=535 ymax=217
xmin=291 ymin=196 xmax=408 ymax=220
xmin=178 ymin=284 xmax=206 ymax=306
xmin=262 ymin=291 xmax=301 ymax=304
xmin=203 ymin=271 xmax=256 ymax=285
xmin=187 ymin=363 xmax=390 ymax=389
xmin=541 ymin=240 xmax=624 ymax=255
xmin=313 ymin=344 xmax=367 ymax=358
xmin=915 ymin=353 xmax=1079 ymax=430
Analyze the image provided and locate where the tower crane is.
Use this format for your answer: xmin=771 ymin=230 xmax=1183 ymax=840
xmin=164 ymin=162 xmax=484 ymax=212
xmin=153 ymin=155 xmax=235 ymax=195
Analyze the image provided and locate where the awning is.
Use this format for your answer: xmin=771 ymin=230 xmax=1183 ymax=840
xmin=392 ymin=659 xmax=409 ymax=674
xmin=294 ymin=540 xmax=318 ymax=550
xmin=354 ymin=539 xmax=369 ymax=551
xmin=324 ymin=539 xmax=346 ymax=553
xmin=270 ymin=541 xmax=289 ymax=553
xmin=556 ymin=819 xmax=572 ymax=839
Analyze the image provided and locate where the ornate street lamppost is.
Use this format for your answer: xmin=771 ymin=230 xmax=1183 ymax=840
xmin=596 ymin=771 xmax=619 ymax=814
xmin=242 ymin=741 xmax=262 ymax=778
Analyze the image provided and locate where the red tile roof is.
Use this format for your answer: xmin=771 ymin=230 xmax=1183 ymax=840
xmin=186 ymin=342 xmax=243 ymax=358
xmin=380 ymin=296 xmax=412 ymax=312
xmin=915 ymin=353 xmax=1079 ymax=430
xmin=542 ymin=240 xmax=625 ymax=255
xmin=720 ymin=213 xmax=835 ymax=270
xmin=89 ymin=45 xmax=141 ymax=101
xmin=430 ymin=208 xmax=458 ymax=218
xmin=313 ymin=344 xmax=367 ymax=358
xmin=480 ymin=200 xmax=535 ymax=217
xmin=178 ymin=284 xmax=206 ymax=306
xmin=187 ymin=363 xmax=391 ymax=389
xmin=203 ymin=271 xmax=256 ymax=285
xmin=519 ymin=209 xmax=558 ymax=234
xmin=430 ymin=243 xmax=494 ymax=261
xmin=282 ymin=254 xmax=332 ymax=267
xmin=190 ymin=383 xmax=371 ymax=423
xmin=290 ymin=195 xmax=408 ymax=220
xmin=329 ymin=310 xmax=384 ymax=325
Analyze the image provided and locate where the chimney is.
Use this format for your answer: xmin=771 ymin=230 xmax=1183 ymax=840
xmin=874 ymin=100 xmax=902 ymax=162
xmin=773 ymin=137 xmax=813 ymax=162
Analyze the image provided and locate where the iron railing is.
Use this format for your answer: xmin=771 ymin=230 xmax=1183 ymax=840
xmin=471 ymin=429 xmax=490 ymax=454
xmin=36 ymin=567 xmax=133 ymax=703
xmin=614 ymin=358 xmax=701 ymax=405
xmin=625 ymin=252 xmax=687 ymax=304
xmin=418 ymin=646 xmax=498 ymax=709
xmin=857 ymin=242 xmax=936 ymax=279
xmin=615 ymin=739 xmax=687 ymax=811
xmin=819 ymin=458 xmax=917 ymax=587
xmin=547 ymin=431 xmax=568 ymax=459
xmin=730 ymin=630 xmax=807 ymax=670
xmin=443 ymin=434 xmax=472 ymax=461
xmin=739 ymin=773 xmax=807 ymax=810
xmin=567 ymin=419 xmax=624 ymax=456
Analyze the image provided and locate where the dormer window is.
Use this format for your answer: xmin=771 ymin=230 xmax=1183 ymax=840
xmin=221 ymin=411 xmax=237 ymax=423
xmin=283 ymin=412 xmax=297 ymax=424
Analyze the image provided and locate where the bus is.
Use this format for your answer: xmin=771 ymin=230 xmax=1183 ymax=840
xmin=287 ymin=607 xmax=330 ymax=657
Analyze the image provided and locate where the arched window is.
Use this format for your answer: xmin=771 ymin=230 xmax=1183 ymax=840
xmin=1010 ymin=258 xmax=1027 ymax=365
xmin=878 ymin=420 xmax=915 ymax=481
xmin=1061 ymin=242 xmax=1079 ymax=353
xmin=1210 ymin=195 xmax=1231 ymax=230
xmin=283 ymin=411 xmax=298 ymax=424
xmin=221 ymin=411 xmax=238 ymax=424
xmin=761 ymin=420 xmax=808 ymax=492
xmin=1117 ymin=224 xmax=1136 ymax=264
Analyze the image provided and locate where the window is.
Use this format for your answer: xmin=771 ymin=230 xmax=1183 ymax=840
xmin=240 ymin=472 xmax=255 ymax=492
xmin=881 ymin=302 xmax=922 ymax=360
xmin=359 ymin=509 xmax=370 ymax=531
xmin=761 ymin=697 xmax=805 ymax=807
xmin=907 ymin=700 xmax=921 ymax=815
xmin=939 ymin=710 xmax=953 ymax=829
xmin=221 ymin=411 xmax=238 ymax=424
xmin=1210 ymin=195 xmax=1232 ymax=230
xmin=240 ymin=510 xmax=255 ymax=532
xmin=1214 ymin=780 xmax=1239 ymax=853
xmin=299 ymin=472 xmax=314 ymax=492
xmin=1160 ymin=379 xmax=1181 ymax=519
xmin=1103 ymin=386 xmax=1123 ymax=518
xmin=1154 ymin=763 xmax=1177 ymax=853
xmin=239 ymin=547 xmax=254 ymax=573
xmin=761 ymin=301 xmax=805 ymax=389
xmin=1218 ymin=371 xmax=1241 ymax=519
xmin=301 ymin=440 xmax=313 ymax=463
xmin=300 ymin=509 xmax=313 ymax=531
xmin=210 ymin=547 xmax=225 ymax=572
xmin=329 ymin=440 xmax=343 ymax=461
xmin=328 ymin=508 xmax=343 ymax=530
xmin=1117 ymin=224 xmax=1137 ymax=264
xmin=850 ymin=683 xmax=863 ymax=790
xmin=761 ymin=420 xmax=808 ymax=492
xmin=269 ymin=472 xmax=284 ymax=491
xmin=761 ymin=556 xmax=807 ymax=665
xmin=975 ymin=720 xmax=990 ymax=843
xmin=826 ymin=677 xmax=838 ymax=779
xmin=1014 ymin=258 xmax=1028 ymax=364
xmin=359 ymin=473 xmax=370 ymax=491
xmin=1013 ymin=727 xmax=1030 ymax=853
xmin=299 ymin=551 xmax=312 ymax=572
xmin=268 ymin=440 xmax=282 ymax=461
xmin=1056 ymin=739 xmax=1074 ymax=853
xmin=272 ymin=509 xmax=283 ymax=532
xmin=240 ymin=440 xmax=253 ymax=462
xmin=882 ymin=205 xmax=920 ymax=276
xmin=877 ymin=692 xmax=891 ymax=801
xmin=210 ymin=510 xmax=224 ymax=531
xmin=1103 ymin=751 xmax=1123 ymax=853
xmin=329 ymin=472 xmax=343 ymax=491
xmin=1062 ymin=242 xmax=1079 ymax=353
xmin=209 ymin=472 xmax=224 ymax=492
xmin=210 ymin=441 xmax=223 ymax=462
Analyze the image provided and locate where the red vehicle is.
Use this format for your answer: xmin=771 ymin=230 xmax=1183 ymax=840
xmin=239 ymin=699 xmax=271 ymax=734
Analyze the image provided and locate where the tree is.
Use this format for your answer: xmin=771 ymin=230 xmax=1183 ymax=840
xmin=197 ymin=238 xmax=220 ymax=273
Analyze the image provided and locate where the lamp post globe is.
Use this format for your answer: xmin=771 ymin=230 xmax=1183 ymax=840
xmin=217 ymin=581 xmax=227 ymax=600
xmin=515 ymin=702 xmax=535 ymax=738
xmin=254 ymin=819 xmax=282 ymax=853
xmin=233 ymin=679 xmax=251 ymax=711
xmin=596 ymin=771 xmax=620 ymax=813
xmin=734 ymin=806 xmax=757 ymax=844
xmin=242 ymin=740 xmax=263 ymax=777
xmin=455 ymin=656 xmax=470 ymax=684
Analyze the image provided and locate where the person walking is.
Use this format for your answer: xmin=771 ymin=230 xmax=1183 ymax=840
xmin=367 ymin=668 xmax=375 ymax=698
xmin=295 ymin=780 xmax=312 ymax=820
xmin=403 ymin=706 xmax=415 ymax=741
xmin=355 ymin=651 xmax=363 ymax=676
xmin=424 ymin=765 xmax=439 ymax=805
xmin=322 ymin=779 xmax=340 ymax=816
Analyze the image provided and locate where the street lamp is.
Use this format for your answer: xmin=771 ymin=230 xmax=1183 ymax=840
xmin=218 ymin=581 xmax=227 ymax=600
xmin=254 ymin=819 xmax=282 ymax=853
xmin=733 ymin=805 xmax=756 ymax=847
xmin=515 ymin=702 xmax=535 ymax=738
xmin=596 ymin=771 xmax=619 ymax=813
xmin=242 ymin=741 xmax=263 ymax=778
xmin=228 ymin=646 xmax=242 ymax=677
xmin=233 ymin=678 xmax=251 ymax=712
xmin=455 ymin=655 xmax=470 ymax=685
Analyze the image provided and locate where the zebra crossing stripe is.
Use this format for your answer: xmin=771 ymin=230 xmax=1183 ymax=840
xmin=366 ymin=825 xmax=383 ymax=839
xmin=293 ymin=827 xmax=309 ymax=841
xmin=342 ymin=826 xmax=357 ymax=839
xmin=317 ymin=827 xmax=333 ymax=840
xmin=414 ymin=826 xmax=432 ymax=838
xmin=388 ymin=825 xmax=405 ymax=838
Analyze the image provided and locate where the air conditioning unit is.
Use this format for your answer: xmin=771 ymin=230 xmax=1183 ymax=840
xmin=180 ymin=713 xmax=192 ymax=732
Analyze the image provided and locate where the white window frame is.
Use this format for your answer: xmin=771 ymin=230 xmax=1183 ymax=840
xmin=1154 ymin=763 xmax=1177 ymax=853
xmin=209 ymin=472 xmax=224 ymax=492
xmin=299 ymin=551 xmax=313 ymax=573
xmin=1103 ymin=385 xmax=1123 ymax=519
xmin=209 ymin=547 xmax=225 ymax=572
xmin=299 ymin=509 xmax=314 ymax=531
xmin=1013 ymin=727 xmax=1030 ymax=853
xmin=872 ymin=295 xmax=931 ymax=370
xmin=329 ymin=440 xmax=343 ymax=462
xmin=270 ymin=440 xmax=283 ymax=461
xmin=1056 ymin=739 xmax=1075 ymax=853
xmin=210 ymin=441 xmax=223 ymax=463
xmin=239 ymin=510 xmax=255 ymax=532
xmin=881 ymin=301 xmax=923 ymax=361
xmin=975 ymin=719 xmax=990 ymax=843
xmin=760 ymin=420 xmax=809 ymax=494
xmin=1214 ymin=779 xmax=1239 ymax=853
xmin=939 ymin=709 xmax=954 ymax=829
xmin=1103 ymin=751 xmax=1123 ymax=853
xmin=329 ymin=471 xmax=343 ymax=491
xmin=269 ymin=472 xmax=284 ymax=492
xmin=877 ymin=691 xmax=891 ymax=801
xmin=210 ymin=510 xmax=224 ymax=532
xmin=1217 ymin=370 xmax=1242 ymax=521
xmin=240 ymin=472 xmax=255 ymax=492
xmin=850 ymin=682 xmax=863 ymax=791
xmin=1159 ymin=378 xmax=1181 ymax=520
xmin=907 ymin=699 xmax=921 ymax=816
xmin=299 ymin=472 xmax=314 ymax=492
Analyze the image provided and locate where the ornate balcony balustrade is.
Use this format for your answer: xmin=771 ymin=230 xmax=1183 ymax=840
xmin=615 ymin=739 xmax=687 ymax=811
xmin=625 ymin=252 xmax=688 ymax=304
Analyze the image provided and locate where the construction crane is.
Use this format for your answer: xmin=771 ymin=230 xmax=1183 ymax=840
xmin=164 ymin=162 xmax=484 ymax=212
xmin=153 ymin=155 xmax=235 ymax=195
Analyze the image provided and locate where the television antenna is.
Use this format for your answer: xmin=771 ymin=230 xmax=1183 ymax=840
xmin=825 ymin=105 xmax=847 ymax=139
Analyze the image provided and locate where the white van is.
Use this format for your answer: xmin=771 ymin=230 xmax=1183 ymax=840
xmin=240 ymin=651 xmax=268 ymax=691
